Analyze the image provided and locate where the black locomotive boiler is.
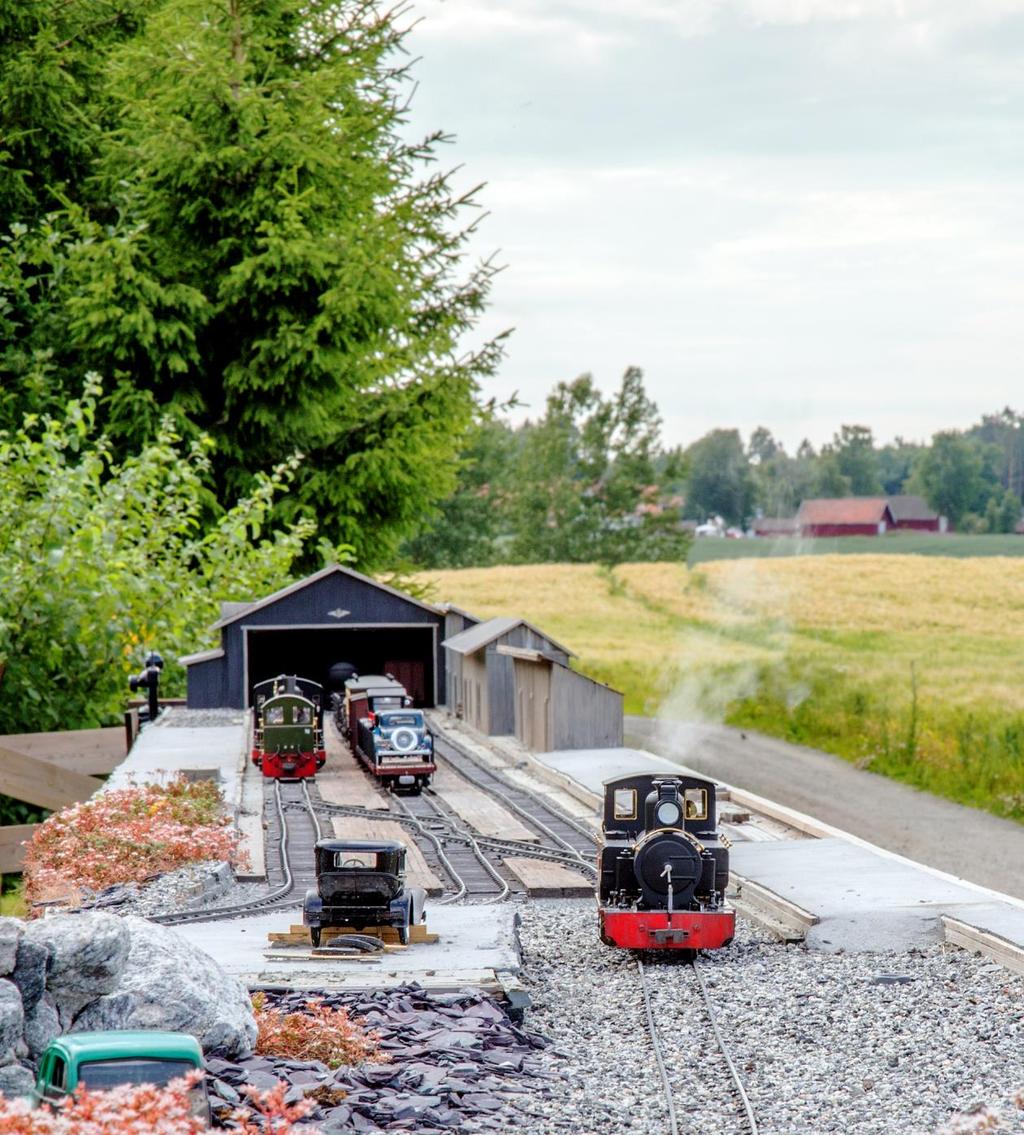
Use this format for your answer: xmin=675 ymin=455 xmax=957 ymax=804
xmin=598 ymin=772 xmax=735 ymax=951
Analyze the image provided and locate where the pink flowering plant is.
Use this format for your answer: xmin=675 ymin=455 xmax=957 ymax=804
xmin=23 ymin=776 xmax=242 ymax=906
xmin=0 ymin=1075 xmax=316 ymax=1133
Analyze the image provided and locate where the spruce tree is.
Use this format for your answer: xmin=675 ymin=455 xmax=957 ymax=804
xmin=1 ymin=0 xmax=503 ymax=566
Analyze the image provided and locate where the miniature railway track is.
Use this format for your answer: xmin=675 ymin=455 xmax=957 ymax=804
xmin=637 ymin=957 xmax=759 ymax=1135
xmin=152 ymin=780 xmax=321 ymax=925
xmin=431 ymin=732 xmax=597 ymax=868
xmin=312 ymin=793 xmax=597 ymax=903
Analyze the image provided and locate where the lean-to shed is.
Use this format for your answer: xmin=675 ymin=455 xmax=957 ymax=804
xmin=442 ymin=617 xmax=572 ymax=737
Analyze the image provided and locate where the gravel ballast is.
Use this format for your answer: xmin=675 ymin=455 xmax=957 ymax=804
xmin=517 ymin=899 xmax=1024 ymax=1135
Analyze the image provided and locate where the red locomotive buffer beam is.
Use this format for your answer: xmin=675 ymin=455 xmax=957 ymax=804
xmin=600 ymin=909 xmax=736 ymax=950
xmin=256 ymin=749 xmax=324 ymax=779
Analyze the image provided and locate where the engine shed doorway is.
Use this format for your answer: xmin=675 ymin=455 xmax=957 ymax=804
xmin=244 ymin=625 xmax=437 ymax=708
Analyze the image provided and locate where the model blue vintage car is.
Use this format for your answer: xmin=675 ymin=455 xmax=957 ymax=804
xmin=354 ymin=707 xmax=435 ymax=792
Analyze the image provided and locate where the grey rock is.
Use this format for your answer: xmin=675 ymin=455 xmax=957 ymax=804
xmin=24 ymin=995 xmax=59 ymax=1058
xmin=72 ymin=917 xmax=256 ymax=1057
xmin=25 ymin=912 xmax=129 ymax=1019
xmin=0 ymin=982 xmax=24 ymax=1055
xmin=0 ymin=1061 xmax=35 ymax=1096
xmin=11 ymin=940 xmax=50 ymax=1013
xmin=0 ymin=920 xmax=23 ymax=977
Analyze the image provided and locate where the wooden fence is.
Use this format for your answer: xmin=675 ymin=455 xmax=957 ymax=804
xmin=0 ymin=728 xmax=124 ymax=873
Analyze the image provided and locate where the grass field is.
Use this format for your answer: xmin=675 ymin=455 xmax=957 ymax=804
xmin=418 ymin=556 xmax=1024 ymax=822
xmin=688 ymin=532 xmax=1024 ymax=564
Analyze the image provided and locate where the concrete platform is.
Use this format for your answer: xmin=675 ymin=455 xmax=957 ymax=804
xmin=171 ymin=903 xmax=522 ymax=992
xmin=432 ymin=718 xmax=1024 ymax=964
xmin=106 ymin=713 xmax=248 ymax=802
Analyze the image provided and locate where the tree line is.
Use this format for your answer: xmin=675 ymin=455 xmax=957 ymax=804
xmin=405 ymin=376 xmax=1024 ymax=569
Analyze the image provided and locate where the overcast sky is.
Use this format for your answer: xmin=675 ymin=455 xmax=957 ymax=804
xmin=400 ymin=0 xmax=1024 ymax=452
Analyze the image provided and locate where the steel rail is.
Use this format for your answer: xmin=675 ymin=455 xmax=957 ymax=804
xmin=154 ymin=779 xmax=299 ymax=925
xmin=693 ymin=959 xmax=759 ymax=1135
xmin=432 ymin=734 xmax=596 ymax=866
xmin=384 ymin=794 xmax=469 ymax=904
xmin=636 ymin=959 xmax=680 ymax=1135
xmin=302 ymin=778 xmax=323 ymax=842
xmin=310 ymin=800 xmax=597 ymax=878
xmin=414 ymin=790 xmax=511 ymax=903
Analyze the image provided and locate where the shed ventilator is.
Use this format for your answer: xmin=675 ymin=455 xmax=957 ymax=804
xmin=692 ymin=959 xmax=759 ymax=1135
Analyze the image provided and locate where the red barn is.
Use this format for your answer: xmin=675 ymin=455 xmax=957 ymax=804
xmin=796 ymin=498 xmax=895 ymax=538
xmin=886 ymin=495 xmax=946 ymax=532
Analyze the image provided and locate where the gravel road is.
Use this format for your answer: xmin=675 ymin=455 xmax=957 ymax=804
xmin=518 ymin=899 xmax=1024 ymax=1135
xmin=627 ymin=716 xmax=1024 ymax=901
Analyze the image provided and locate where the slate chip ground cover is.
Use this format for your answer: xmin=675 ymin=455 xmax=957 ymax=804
xmin=207 ymin=985 xmax=555 ymax=1131
xmin=23 ymin=775 xmax=241 ymax=905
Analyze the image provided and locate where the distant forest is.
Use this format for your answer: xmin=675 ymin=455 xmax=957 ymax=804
xmin=404 ymin=369 xmax=1024 ymax=569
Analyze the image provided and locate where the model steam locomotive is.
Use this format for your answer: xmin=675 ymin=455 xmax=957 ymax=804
xmin=251 ymin=675 xmax=326 ymax=779
xmin=597 ymin=772 xmax=734 ymax=952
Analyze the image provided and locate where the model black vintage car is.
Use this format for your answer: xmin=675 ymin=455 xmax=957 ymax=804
xmin=302 ymin=839 xmax=426 ymax=946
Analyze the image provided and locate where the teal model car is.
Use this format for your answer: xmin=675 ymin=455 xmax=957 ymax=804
xmin=33 ymin=1031 xmax=210 ymax=1119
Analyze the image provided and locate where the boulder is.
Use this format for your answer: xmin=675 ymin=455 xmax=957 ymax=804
xmin=0 ymin=920 xmax=23 ymax=977
xmin=0 ymin=982 xmax=23 ymax=1060
xmin=24 ymin=913 xmax=130 ymax=1021
xmin=0 ymin=1060 xmax=36 ymax=1097
xmin=72 ymin=917 xmax=256 ymax=1058
xmin=11 ymin=940 xmax=50 ymax=1014
xmin=24 ymin=995 xmax=59 ymax=1059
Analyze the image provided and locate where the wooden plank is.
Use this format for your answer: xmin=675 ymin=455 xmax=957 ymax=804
xmin=271 ymin=924 xmax=438 ymax=946
xmin=432 ymin=765 xmax=538 ymax=842
xmin=731 ymin=873 xmax=818 ymax=940
xmin=0 ymin=746 xmax=102 ymax=811
xmin=502 ymin=856 xmax=593 ymax=897
xmin=943 ymin=916 xmax=1024 ymax=977
xmin=0 ymin=728 xmax=125 ymax=776
xmin=317 ymin=720 xmax=390 ymax=810
xmin=331 ymin=816 xmax=444 ymax=896
xmin=263 ymin=953 xmax=383 ymax=964
xmin=0 ymin=824 xmax=36 ymax=873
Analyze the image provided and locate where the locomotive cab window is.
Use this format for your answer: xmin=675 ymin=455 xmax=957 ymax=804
xmin=266 ymin=706 xmax=285 ymax=725
xmin=684 ymin=788 xmax=708 ymax=820
xmin=294 ymin=706 xmax=311 ymax=725
xmin=613 ymin=788 xmax=637 ymax=820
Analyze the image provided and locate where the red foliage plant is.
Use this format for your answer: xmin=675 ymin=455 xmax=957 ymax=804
xmin=252 ymin=992 xmax=384 ymax=1069
xmin=23 ymin=775 xmax=243 ymax=905
xmin=0 ymin=1075 xmax=316 ymax=1134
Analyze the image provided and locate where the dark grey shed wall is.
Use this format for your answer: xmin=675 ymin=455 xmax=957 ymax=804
xmin=186 ymin=657 xmax=227 ymax=709
xmin=485 ymin=624 xmax=571 ymax=737
xmin=549 ymin=666 xmax=624 ymax=750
